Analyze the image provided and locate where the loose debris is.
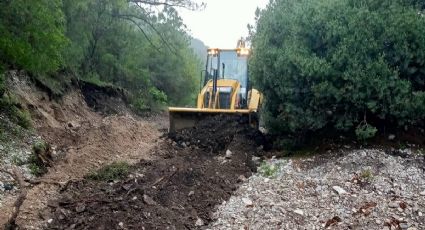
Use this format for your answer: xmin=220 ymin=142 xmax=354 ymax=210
xmin=209 ymin=149 xmax=425 ymax=230
xmin=46 ymin=115 xmax=265 ymax=229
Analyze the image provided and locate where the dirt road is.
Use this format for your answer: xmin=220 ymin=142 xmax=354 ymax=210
xmin=46 ymin=115 xmax=264 ymax=229
xmin=1 ymin=73 xmax=265 ymax=229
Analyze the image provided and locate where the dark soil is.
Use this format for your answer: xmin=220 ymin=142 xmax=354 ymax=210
xmin=80 ymin=80 xmax=130 ymax=115
xmin=46 ymin=115 xmax=264 ymax=229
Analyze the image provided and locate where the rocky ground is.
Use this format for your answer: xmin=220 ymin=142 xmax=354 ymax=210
xmin=209 ymin=149 xmax=425 ymax=230
xmin=0 ymin=114 xmax=41 ymax=207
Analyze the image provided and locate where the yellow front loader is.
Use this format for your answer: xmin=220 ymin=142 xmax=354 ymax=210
xmin=168 ymin=44 xmax=262 ymax=132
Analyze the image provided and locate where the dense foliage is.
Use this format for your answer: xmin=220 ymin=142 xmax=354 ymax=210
xmin=0 ymin=0 xmax=202 ymax=113
xmin=0 ymin=0 xmax=67 ymax=74
xmin=251 ymin=0 xmax=425 ymax=141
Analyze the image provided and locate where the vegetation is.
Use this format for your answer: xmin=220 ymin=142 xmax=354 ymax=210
xmin=0 ymin=0 xmax=203 ymax=117
xmin=0 ymin=0 xmax=67 ymax=75
xmin=251 ymin=0 xmax=425 ymax=143
xmin=0 ymin=74 xmax=32 ymax=129
xmin=86 ymin=161 xmax=131 ymax=181
xmin=360 ymin=169 xmax=374 ymax=182
xmin=29 ymin=141 xmax=50 ymax=176
xmin=259 ymin=161 xmax=280 ymax=178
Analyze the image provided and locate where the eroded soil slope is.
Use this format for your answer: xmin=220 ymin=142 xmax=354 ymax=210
xmin=46 ymin=115 xmax=265 ymax=229
xmin=0 ymin=72 xmax=162 ymax=229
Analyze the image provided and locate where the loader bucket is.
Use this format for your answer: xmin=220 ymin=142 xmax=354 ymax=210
xmin=168 ymin=107 xmax=258 ymax=133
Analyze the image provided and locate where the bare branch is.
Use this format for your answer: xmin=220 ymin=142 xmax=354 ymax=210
xmin=4 ymin=167 xmax=28 ymax=229
xmin=118 ymin=15 xmax=163 ymax=53
xmin=114 ymin=12 xmax=180 ymax=56
xmin=129 ymin=0 xmax=205 ymax=11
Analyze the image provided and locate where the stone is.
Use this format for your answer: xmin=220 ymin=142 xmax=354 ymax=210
xmin=225 ymin=150 xmax=232 ymax=159
xmin=332 ymin=186 xmax=347 ymax=195
xmin=389 ymin=202 xmax=399 ymax=208
xmin=143 ymin=194 xmax=156 ymax=205
xmin=400 ymin=223 xmax=409 ymax=229
xmin=294 ymin=209 xmax=304 ymax=216
xmin=237 ymin=175 xmax=247 ymax=182
xmin=242 ymin=198 xmax=253 ymax=207
xmin=388 ymin=134 xmax=396 ymax=140
xmin=47 ymin=219 xmax=53 ymax=224
xmin=118 ymin=222 xmax=124 ymax=228
xmin=188 ymin=191 xmax=195 ymax=196
xmin=75 ymin=204 xmax=85 ymax=213
xmin=3 ymin=183 xmax=13 ymax=191
xmin=419 ymin=191 xmax=425 ymax=196
xmin=195 ymin=218 xmax=204 ymax=226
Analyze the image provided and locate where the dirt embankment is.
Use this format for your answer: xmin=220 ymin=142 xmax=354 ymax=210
xmin=0 ymin=72 xmax=163 ymax=229
xmin=46 ymin=115 xmax=265 ymax=229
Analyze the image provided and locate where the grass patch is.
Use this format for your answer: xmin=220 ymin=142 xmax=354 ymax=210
xmin=1 ymin=90 xmax=32 ymax=129
xmin=360 ymin=169 xmax=374 ymax=182
xmin=11 ymin=154 xmax=26 ymax=166
xmin=11 ymin=107 xmax=32 ymax=129
xmin=86 ymin=162 xmax=131 ymax=181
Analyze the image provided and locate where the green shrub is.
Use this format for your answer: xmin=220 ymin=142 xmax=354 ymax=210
xmin=360 ymin=169 xmax=374 ymax=181
xmin=251 ymin=0 xmax=425 ymax=142
xmin=86 ymin=162 xmax=130 ymax=181
xmin=149 ymin=87 xmax=168 ymax=105
xmin=131 ymin=96 xmax=149 ymax=112
xmin=259 ymin=161 xmax=279 ymax=178
xmin=29 ymin=141 xmax=50 ymax=176
xmin=355 ymin=122 xmax=378 ymax=141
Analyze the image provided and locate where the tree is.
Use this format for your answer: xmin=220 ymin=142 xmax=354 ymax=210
xmin=62 ymin=0 xmax=201 ymax=108
xmin=250 ymin=0 xmax=425 ymax=141
xmin=0 ymin=0 xmax=67 ymax=74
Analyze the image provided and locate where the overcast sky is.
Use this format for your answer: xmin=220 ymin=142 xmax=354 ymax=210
xmin=178 ymin=0 xmax=269 ymax=48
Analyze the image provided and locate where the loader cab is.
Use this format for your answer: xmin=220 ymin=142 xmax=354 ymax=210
xmin=202 ymin=48 xmax=250 ymax=109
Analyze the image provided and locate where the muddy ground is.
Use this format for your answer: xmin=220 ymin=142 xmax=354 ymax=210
xmin=46 ymin=115 xmax=265 ymax=229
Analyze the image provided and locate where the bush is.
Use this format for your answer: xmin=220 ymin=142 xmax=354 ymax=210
xmin=149 ymin=87 xmax=168 ymax=105
xmin=29 ymin=141 xmax=50 ymax=176
xmin=86 ymin=162 xmax=130 ymax=181
xmin=355 ymin=122 xmax=378 ymax=141
xmin=251 ymin=0 xmax=425 ymax=141
xmin=259 ymin=161 xmax=280 ymax=178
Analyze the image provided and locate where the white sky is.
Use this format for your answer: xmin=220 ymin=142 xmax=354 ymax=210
xmin=178 ymin=0 xmax=269 ymax=48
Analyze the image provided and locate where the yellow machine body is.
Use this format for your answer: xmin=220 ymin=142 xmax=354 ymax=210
xmin=169 ymin=46 xmax=262 ymax=132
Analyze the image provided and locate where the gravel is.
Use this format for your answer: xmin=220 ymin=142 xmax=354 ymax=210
xmin=208 ymin=149 xmax=425 ymax=230
xmin=0 ymin=115 xmax=41 ymax=207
